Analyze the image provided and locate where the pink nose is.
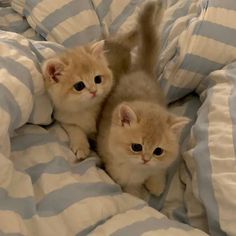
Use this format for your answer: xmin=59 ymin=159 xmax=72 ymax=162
xmin=142 ymin=157 xmax=150 ymax=164
xmin=90 ymin=91 xmax=96 ymax=97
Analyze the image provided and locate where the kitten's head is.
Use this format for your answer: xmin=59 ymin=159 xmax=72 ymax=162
xmin=42 ymin=41 xmax=113 ymax=112
xmin=108 ymin=101 xmax=189 ymax=170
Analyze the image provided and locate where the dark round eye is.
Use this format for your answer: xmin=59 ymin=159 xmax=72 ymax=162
xmin=131 ymin=143 xmax=142 ymax=152
xmin=153 ymin=147 xmax=164 ymax=156
xmin=94 ymin=75 xmax=102 ymax=84
xmin=73 ymin=81 xmax=85 ymax=91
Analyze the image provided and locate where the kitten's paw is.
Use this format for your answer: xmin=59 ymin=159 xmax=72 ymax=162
xmin=145 ymin=177 xmax=165 ymax=197
xmin=70 ymin=141 xmax=90 ymax=161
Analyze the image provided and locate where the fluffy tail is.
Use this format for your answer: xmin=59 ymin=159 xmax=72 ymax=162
xmin=135 ymin=1 xmax=163 ymax=75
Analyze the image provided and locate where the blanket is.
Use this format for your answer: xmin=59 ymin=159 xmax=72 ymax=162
xmin=1 ymin=0 xmax=236 ymax=235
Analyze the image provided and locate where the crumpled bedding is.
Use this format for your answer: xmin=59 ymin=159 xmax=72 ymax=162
xmin=1 ymin=0 xmax=236 ymax=235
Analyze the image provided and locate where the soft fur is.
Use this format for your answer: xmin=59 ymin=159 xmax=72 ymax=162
xmin=97 ymin=1 xmax=189 ymax=200
xmin=42 ymin=41 xmax=113 ymax=160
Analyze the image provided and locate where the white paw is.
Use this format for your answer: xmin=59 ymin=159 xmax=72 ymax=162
xmin=145 ymin=178 xmax=165 ymax=197
xmin=70 ymin=140 xmax=90 ymax=161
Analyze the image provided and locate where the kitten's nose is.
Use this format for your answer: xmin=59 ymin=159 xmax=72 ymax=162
xmin=90 ymin=91 xmax=97 ymax=97
xmin=142 ymin=155 xmax=150 ymax=164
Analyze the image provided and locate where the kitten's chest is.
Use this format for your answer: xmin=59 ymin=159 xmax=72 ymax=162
xmin=55 ymin=110 xmax=97 ymax=135
xmin=109 ymin=163 xmax=150 ymax=186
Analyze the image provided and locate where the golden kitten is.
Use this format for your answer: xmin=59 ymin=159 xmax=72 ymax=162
xmin=42 ymin=42 xmax=113 ymax=160
xmin=97 ymin=1 xmax=189 ymax=200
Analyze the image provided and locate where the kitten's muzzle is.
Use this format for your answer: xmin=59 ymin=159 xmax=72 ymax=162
xmin=142 ymin=154 xmax=151 ymax=164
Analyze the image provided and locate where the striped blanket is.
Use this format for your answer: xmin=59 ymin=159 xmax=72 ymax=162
xmin=1 ymin=0 xmax=236 ymax=235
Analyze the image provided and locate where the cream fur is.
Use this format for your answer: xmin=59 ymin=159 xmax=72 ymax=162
xmin=42 ymin=42 xmax=113 ymax=160
xmin=97 ymin=1 xmax=189 ymax=200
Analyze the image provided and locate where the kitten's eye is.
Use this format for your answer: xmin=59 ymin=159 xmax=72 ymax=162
xmin=153 ymin=147 xmax=164 ymax=156
xmin=73 ymin=81 xmax=85 ymax=91
xmin=131 ymin=143 xmax=142 ymax=152
xmin=94 ymin=75 xmax=102 ymax=84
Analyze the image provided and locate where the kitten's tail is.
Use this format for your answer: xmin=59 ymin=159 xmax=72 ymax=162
xmin=135 ymin=1 xmax=163 ymax=75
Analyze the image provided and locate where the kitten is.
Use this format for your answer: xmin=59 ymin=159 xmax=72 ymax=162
xmin=97 ymin=1 xmax=189 ymax=200
xmin=42 ymin=41 xmax=113 ymax=160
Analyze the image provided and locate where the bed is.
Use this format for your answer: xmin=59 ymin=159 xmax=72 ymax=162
xmin=0 ymin=0 xmax=235 ymax=235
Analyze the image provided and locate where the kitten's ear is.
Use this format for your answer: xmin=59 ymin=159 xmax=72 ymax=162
xmin=118 ymin=104 xmax=137 ymax=127
xmin=42 ymin=58 xmax=65 ymax=83
xmin=90 ymin=40 xmax=105 ymax=58
xmin=168 ymin=115 xmax=190 ymax=136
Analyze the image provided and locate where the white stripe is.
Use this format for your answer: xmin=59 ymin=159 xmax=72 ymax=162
xmin=11 ymin=143 xmax=73 ymax=170
xmin=0 ymin=211 xmax=27 ymax=235
xmin=208 ymin=81 xmax=236 ymax=235
xmin=46 ymin=10 xmax=100 ymax=44
xmin=206 ymin=7 xmax=236 ymax=29
xmin=102 ymin=0 xmax=131 ymax=28
xmin=187 ymin=36 xmax=236 ymax=64
xmin=163 ymin=68 xmax=202 ymax=89
xmin=11 ymin=0 xmax=25 ymax=15
xmin=0 ymin=153 xmax=33 ymax=198
xmin=0 ymin=31 xmax=29 ymax=47
xmin=31 ymin=0 xmax=71 ymax=23
xmin=33 ymin=170 xmax=104 ymax=203
xmin=116 ymin=3 xmax=141 ymax=34
xmin=142 ymin=228 xmax=208 ymax=236
xmin=90 ymin=206 xmax=164 ymax=235
xmin=93 ymin=0 xmax=103 ymax=7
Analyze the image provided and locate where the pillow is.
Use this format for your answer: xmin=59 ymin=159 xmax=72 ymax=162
xmin=11 ymin=0 xmax=147 ymax=47
xmin=181 ymin=61 xmax=236 ymax=235
xmin=159 ymin=0 xmax=236 ymax=103
xmin=0 ymin=31 xmax=53 ymax=128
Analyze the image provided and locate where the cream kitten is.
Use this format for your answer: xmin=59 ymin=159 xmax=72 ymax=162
xmin=97 ymin=1 xmax=189 ymax=200
xmin=42 ymin=42 xmax=113 ymax=160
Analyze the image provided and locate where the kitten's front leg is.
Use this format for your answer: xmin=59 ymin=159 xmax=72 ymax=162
xmin=145 ymin=170 xmax=166 ymax=197
xmin=62 ymin=123 xmax=90 ymax=161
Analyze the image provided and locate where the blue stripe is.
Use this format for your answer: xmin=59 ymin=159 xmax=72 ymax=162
xmin=0 ymin=188 xmax=35 ymax=219
xmin=29 ymin=41 xmax=64 ymax=63
xmin=96 ymin=0 xmax=113 ymax=21
xmin=11 ymin=133 xmax=64 ymax=151
xmin=23 ymin=0 xmax=43 ymax=16
xmin=63 ymin=25 xmax=101 ymax=47
xmin=162 ymin=0 xmax=191 ymax=48
xmin=180 ymin=54 xmax=224 ymax=75
xmin=8 ymin=21 xmax=29 ymax=34
xmin=111 ymin=217 xmax=193 ymax=236
xmin=39 ymin=0 xmax=94 ymax=33
xmin=226 ymin=63 xmax=236 ymax=159
xmin=192 ymin=88 xmax=227 ymax=236
xmin=37 ymin=182 xmax=122 ymax=217
xmin=25 ymin=156 xmax=99 ymax=184
xmin=208 ymin=0 xmax=236 ymax=11
xmin=0 ymin=84 xmax=22 ymax=131
xmin=109 ymin=0 xmax=142 ymax=34
xmin=76 ymin=216 xmax=112 ymax=236
xmin=173 ymin=206 xmax=189 ymax=224
xmin=193 ymin=21 xmax=236 ymax=47
xmin=1 ymin=38 xmax=41 ymax=75
xmin=0 ymin=7 xmax=15 ymax=16
xmin=0 ymin=182 xmax=121 ymax=219
xmin=0 ymin=57 xmax=34 ymax=92
xmin=159 ymin=78 xmax=193 ymax=103
xmin=76 ymin=203 xmax=147 ymax=236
